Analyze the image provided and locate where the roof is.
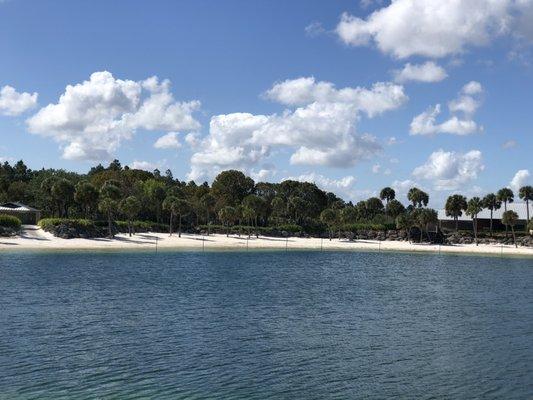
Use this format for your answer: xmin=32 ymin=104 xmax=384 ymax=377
xmin=0 ymin=202 xmax=40 ymax=212
xmin=438 ymin=202 xmax=532 ymax=221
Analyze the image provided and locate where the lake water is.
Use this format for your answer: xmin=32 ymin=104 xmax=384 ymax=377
xmin=1 ymin=251 xmax=532 ymax=399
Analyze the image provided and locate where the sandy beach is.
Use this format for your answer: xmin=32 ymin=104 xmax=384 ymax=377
xmin=0 ymin=226 xmax=531 ymax=257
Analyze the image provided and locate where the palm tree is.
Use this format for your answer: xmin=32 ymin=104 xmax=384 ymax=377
xmin=497 ymin=188 xmax=514 ymax=237
xmin=395 ymin=213 xmax=413 ymax=243
xmin=320 ymin=209 xmax=337 ymax=240
xmin=418 ymin=208 xmax=438 ymax=242
xmin=482 ymin=193 xmax=501 ymax=236
xmin=200 ymin=193 xmax=216 ymax=235
xmin=519 ymin=185 xmax=533 ymax=230
xmin=386 ymin=199 xmax=405 ymax=218
xmin=99 ymin=182 xmax=122 ymax=238
xmin=75 ymin=181 xmax=99 ymax=218
xmin=466 ymin=197 xmax=483 ymax=245
xmin=51 ymin=178 xmax=75 ymax=218
xmin=445 ymin=194 xmax=467 ymax=231
xmin=163 ymin=196 xmax=190 ymax=237
xmin=243 ymin=194 xmax=266 ymax=238
xmin=218 ymin=206 xmax=237 ymax=237
xmin=407 ymin=187 xmax=429 ymax=208
xmin=119 ymin=196 xmax=141 ymax=237
xmin=379 ymin=187 xmax=395 ymax=206
xmin=502 ymin=210 xmax=519 ymax=248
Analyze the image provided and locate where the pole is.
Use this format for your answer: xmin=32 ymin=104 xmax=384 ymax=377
xmin=320 ymin=237 xmax=323 ymax=252
xmin=285 ymin=237 xmax=288 ymax=252
xmin=202 ymin=235 xmax=205 ymax=252
xmin=155 ymin=237 xmax=158 ymax=253
xmin=246 ymin=236 xmax=249 ymax=251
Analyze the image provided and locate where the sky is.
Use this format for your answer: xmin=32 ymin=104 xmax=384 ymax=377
xmin=0 ymin=0 xmax=532 ymax=207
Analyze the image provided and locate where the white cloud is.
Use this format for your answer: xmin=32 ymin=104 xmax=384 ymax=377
xmin=284 ymin=172 xmax=363 ymax=200
xmin=264 ymin=77 xmax=407 ymax=117
xmin=0 ymin=85 xmax=38 ymax=116
xmin=502 ymin=139 xmax=517 ymax=149
xmin=393 ymin=62 xmax=448 ymax=83
xmin=305 ymin=21 xmax=326 ymax=37
xmin=335 ymin=1 xmax=521 ymax=59
xmin=26 ymin=71 xmax=200 ymax=161
xmin=412 ymin=149 xmax=484 ymax=190
xmin=509 ymin=169 xmax=530 ymax=192
xmin=129 ymin=160 xmax=165 ymax=172
xmin=188 ymin=77 xmax=406 ymax=181
xmin=372 ymin=164 xmax=381 ymax=173
xmin=410 ymin=81 xmax=483 ymax=136
xmin=154 ymin=132 xmax=181 ymax=150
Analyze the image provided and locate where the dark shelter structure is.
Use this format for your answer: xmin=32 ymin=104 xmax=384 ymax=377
xmin=0 ymin=202 xmax=41 ymax=225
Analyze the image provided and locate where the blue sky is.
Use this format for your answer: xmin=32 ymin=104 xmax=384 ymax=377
xmin=0 ymin=0 xmax=532 ymax=206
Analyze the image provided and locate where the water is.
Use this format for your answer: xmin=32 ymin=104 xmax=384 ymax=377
xmin=1 ymin=251 xmax=532 ymax=399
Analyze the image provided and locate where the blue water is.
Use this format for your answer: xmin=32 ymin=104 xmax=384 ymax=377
xmin=0 ymin=251 xmax=532 ymax=399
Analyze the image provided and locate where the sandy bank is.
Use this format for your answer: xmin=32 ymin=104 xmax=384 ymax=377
xmin=1 ymin=227 xmax=532 ymax=258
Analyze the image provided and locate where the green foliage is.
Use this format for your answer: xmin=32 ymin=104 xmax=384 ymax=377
xmin=0 ymin=214 xmax=22 ymax=230
xmin=38 ymin=218 xmax=94 ymax=230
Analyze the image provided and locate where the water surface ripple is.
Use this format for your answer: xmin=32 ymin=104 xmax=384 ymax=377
xmin=1 ymin=251 xmax=532 ymax=399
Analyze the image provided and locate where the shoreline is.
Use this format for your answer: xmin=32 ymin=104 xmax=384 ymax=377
xmin=1 ymin=228 xmax=532 ymax=258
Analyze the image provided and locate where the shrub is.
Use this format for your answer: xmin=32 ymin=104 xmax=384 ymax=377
xmin=0 ymin=214 xmax=22 ymax=230
xmin=342 ymin=223 xmax=389 ymax=232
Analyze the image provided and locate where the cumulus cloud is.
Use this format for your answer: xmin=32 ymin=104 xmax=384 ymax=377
xmin=335 ymin=1 xmax=529 ymax=59
xmin=305 ymin=21 xmax=326 ymax=37
xmin=154 ymin=132 xmax=181 ymax=150
xmin=0 ymin=85 xmax=38 ymax=116
xmin=509 ymin=169 xmax=530 ymax=192
xmin=410 ymin=81 xmax=483 ymax=136
xmin=412 ymin=149 xmax=484 ymax=190
xmin=26 ymin=71 xmax=200 ymax=161
xmin=188 ymin=77 xmax=407 ymax=181
xmin=393 ymin=62 xmax=448 ymax=83
xmin=129 ymin=160 xmax=162 ymax=171
xmin=264 ymin=77 xmax=407 ymax=117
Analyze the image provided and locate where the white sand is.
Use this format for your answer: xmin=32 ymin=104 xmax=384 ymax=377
xmin=0 ymin=226 xmax=532 ymax=257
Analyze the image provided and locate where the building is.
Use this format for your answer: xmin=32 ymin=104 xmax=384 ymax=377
xmin=0 ymin=202 xmax=41 ymax=225
xmin=438 ymin=202 xmax=532 ymax=231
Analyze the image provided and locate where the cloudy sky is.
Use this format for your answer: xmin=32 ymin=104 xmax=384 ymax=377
xmin=1 ymin=0 xmax=532 ymax=206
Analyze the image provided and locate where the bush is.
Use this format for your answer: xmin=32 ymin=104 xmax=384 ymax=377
xmin=0 ymin=214 xmax=22 ymax=230
xmin=115 ymin=220 xmax=168 ymax=233
xmin=38 ymin=218 xmax=102 ymax=238
xmin=342 ymin=223 xmax=389 ymax=232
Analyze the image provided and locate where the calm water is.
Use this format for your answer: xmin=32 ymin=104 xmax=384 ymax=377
xmin=0 ymin=251 xmax=532 ymax=399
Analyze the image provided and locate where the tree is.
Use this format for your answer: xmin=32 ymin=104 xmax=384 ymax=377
xmin=271 ymin=196 xmax=286 ymax=225
xmin=320 ymin=209 xmax=337 ymax=240
xmin=396 ymin=213 xmax=413 ymax=243
xmin=386 ymin=199 xmax=405 ymax=218
xmin=466 ymin=197 xmax=483 ymax=245
xmin=407 ymin=187 xmax=429 ymax=208
xmin=414 ymin=208 xmax=438 ymax=242
xmin=211 ymin=170 xmax=254 ymax=208
xmin=120 ymin=196 xmax=141 ymax=237
xmin=482 ymin=193 xmax=501 ymax=236
xmin=51 ymin=178 xmax=75 ymax=218
xmin=379 ymin=187 xmax=395 ymax=205
xmin=445 ymin=194 xmax=467 ymax=231
xmin=75 ymin=182 xmax=99 ymax=218
xmin=218 ymin=206 xmax=237 ymax=237
xmin=200 ymin=193 xmax=216 ymax=235
xmin=502 ymin=210 xmax=519 ymax=248
xmin=163 ymin=196 xmax=190 ymax=237
xmin=99 ymin=182 xmax=121 ymax=238
xmin=243 ymin=194 xmax=266 ymax=237
xmin=519 ymin=185 xmax=532 ymax=230
xmin=497 ymin=188 xmax=514 ymax=237
xmin=340 ymin=206 xmax=358 ymax=225
xmin=365 ymin=197 xmax=384 ymax=218
xmin=143 ymin=179 xmax=167 ymax=223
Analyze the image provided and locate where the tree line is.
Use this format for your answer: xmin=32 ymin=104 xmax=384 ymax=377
xmin=0 ymin=160 xmax=531 ymax=244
